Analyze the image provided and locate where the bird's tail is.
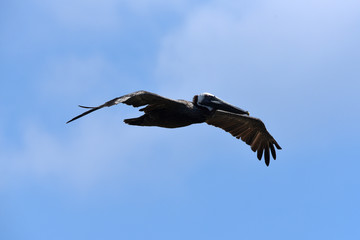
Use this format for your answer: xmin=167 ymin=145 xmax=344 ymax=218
xmin=123 ymin=115 xmax=148 ymax=126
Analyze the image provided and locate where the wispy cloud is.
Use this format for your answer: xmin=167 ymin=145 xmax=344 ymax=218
xmin=156 ymin=0 xmax=360 ymax=95
xmin=40 ymin=55 xmax=121 ymax=100
xmin=125 ymin=0 xmax=194 ymax=13
xmin=0 ymin=115 xmax=213 ymax=193
xmin=2 ymin=0 xmax=359 ymax=193
xmin=33 ymin=0 xmax=198 ymax=31
xmin=34 ymin=0 xmax=122 ymax=30
xmin=154 ymin=0 xmax=360 ymax=152
xmin=1 ymin=120 xmax=123 ymax=190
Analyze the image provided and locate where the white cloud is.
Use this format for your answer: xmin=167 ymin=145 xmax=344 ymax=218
xmin=40 ymin=55 xmax=121 ymax=100
xmin=154 ymin=0 xmax=360 ymax=150
xmin=125 ymin=0 xmax=192 ymax=13
xmin=35 ymin=0 xmax=122 ymax=30
xmin=33 ymin=0 xmax=198 ymax=30
xmin=0 ymin=120 xmax=121 ymax=190
xmin=3 ymin=0 xmax=359 ymax=193
xmin=0 ymin=113 xmax=213 ymax=192
xmin=155 ymin=0 xmax=360 ymax=98
xmin=0 ymin=118 xmax=138 ymax=191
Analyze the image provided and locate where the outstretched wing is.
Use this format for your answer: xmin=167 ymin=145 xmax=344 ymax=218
xmin=66 ymin=90 xmax=180 ymax=124
xmin=206 ymin=110 xmax=281 ymax=166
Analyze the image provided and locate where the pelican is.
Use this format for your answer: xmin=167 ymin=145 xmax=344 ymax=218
xmin=67 ymin=91 xmax=281 ymax=166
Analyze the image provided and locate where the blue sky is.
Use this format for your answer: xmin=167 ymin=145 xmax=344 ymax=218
xmin=1 ymin=0 xmax=360 ymax=239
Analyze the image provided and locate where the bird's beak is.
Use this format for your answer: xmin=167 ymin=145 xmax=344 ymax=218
xmin=209 ymin=98 xmax=249 ymax=115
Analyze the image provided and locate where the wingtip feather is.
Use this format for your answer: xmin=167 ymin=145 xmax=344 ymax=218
xmin=264 ymin=146 xmax=270 ymax=166
xmin=257 ymin=147 xmax=263 ymax=161
xmin=274 ymin=142 xmax=282 ymax=149
xmin=79 ymin=105 xmax=94 ymax=109
xmin=270 ymin=144 xmax=276 ymax=160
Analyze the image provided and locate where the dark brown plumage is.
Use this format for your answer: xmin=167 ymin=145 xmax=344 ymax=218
xmin=205 ymin=110 xmax=281 ymax=166
xmin=67 ymin=90 xmax=281 ymax=166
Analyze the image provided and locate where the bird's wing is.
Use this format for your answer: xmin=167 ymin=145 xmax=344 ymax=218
xmin=206 ymin=110 xmax=281 ymax=166
xmin=67 ymin=90 xmax=181 ymax=124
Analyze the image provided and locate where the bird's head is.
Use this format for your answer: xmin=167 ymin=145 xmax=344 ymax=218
xmin=194 ymin=93 xmax=249 ymax=115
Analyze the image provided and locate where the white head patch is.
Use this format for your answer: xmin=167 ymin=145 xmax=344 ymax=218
xmin=197 ymin=93 xmax=215 ymax=111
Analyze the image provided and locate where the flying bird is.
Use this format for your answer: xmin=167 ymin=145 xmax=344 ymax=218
xmin=67 ymin=91 xmax=281 ymax=166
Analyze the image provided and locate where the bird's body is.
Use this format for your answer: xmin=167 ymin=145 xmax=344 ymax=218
xmin=124 ymin=99 xmax=208 ymax=128
xmin=67 ymin=90 xmax=281 ymax=166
